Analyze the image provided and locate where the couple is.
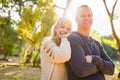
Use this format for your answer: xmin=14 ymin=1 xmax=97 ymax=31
xmin=40 ymin=5 xmax=115 ymax=80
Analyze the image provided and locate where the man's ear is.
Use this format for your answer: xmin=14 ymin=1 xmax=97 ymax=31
xmin=75 ymin=17 xmax=79 ymax=24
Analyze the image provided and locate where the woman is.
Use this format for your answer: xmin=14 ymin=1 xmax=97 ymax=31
xmin=40 ymin=17 xmax=72 ymax=80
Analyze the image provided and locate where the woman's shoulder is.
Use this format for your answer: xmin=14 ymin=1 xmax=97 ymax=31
xmin=41 ymin=37 xmax=53 ymax=46
xmin=40 ymin=38 xmax=55 ymax=53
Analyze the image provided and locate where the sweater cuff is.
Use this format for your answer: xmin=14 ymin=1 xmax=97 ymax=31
xmin=92 ymin=55 xmax=102 ymax=68
xmin=61 ymin=37 xmax=68 ymax=41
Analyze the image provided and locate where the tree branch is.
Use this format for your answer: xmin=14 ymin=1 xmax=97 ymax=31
xmin=103 ymin=0 xmax=110 ymax=16
xmin=54 ymin=5 xmax=65 ymax=9
xmin=63 ymin=0 xmax=72 ymax=16
xmin=111 ymin=0 xmax=118 ymax=16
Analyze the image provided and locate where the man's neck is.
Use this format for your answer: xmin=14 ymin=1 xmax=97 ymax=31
xmin=77 ymin=27 xmax=90 ymax=37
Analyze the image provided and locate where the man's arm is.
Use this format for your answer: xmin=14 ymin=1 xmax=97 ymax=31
xmin=68 ymin=34 xmax=98 ymax=77
xmin=92 ymin=43 xmax=115 ymax=75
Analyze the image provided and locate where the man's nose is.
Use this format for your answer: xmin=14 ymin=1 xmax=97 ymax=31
xmin=85 ymin=16 xmax=89 ymax=20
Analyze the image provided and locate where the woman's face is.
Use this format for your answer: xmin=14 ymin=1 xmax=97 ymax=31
xmin=55 ymin=20 xmax=72 ymax=38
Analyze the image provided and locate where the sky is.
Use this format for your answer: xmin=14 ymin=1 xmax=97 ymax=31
xmin=54 ymin=0 xmax=120 ymax=36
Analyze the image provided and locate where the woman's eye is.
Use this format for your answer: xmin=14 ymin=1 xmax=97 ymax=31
xmin=61 ymin=26 xmax=64 ymax=28
xmin=67 ymin=28 xmax=71 ymax=31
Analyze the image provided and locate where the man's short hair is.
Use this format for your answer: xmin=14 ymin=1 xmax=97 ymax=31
xmin=76 ymin=5 xmax=93 ymax=21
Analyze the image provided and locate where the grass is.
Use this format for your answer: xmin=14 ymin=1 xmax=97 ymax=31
xmin=0 ymin=65 xmax=119 ymax=80
xmin=0 ymin=66 xmax=41 ymax=80
xmin=0 ymin=57 xmax=120 ymax=80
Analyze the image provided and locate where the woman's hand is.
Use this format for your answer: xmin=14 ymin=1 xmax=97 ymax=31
xmin=85 ymin=55 xmax=92 ymax=63
xmin=61 ymin=33 xmax=71 ymax=38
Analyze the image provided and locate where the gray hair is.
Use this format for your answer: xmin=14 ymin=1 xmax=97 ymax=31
xmin=76 ymin=5 xmax=93 ymax=21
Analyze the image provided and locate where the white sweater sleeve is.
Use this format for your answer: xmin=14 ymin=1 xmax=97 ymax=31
xmin=42 ymin=37 xmax=71 ymax=63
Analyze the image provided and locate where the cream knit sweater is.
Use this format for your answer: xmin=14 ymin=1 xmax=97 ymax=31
xmin=40 ymin=37 xmax=71 ymax=80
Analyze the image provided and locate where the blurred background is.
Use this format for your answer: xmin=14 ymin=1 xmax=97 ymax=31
xmin=0 ymin=0 xmax=120 ymax=80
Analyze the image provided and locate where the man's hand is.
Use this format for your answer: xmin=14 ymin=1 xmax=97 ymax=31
xmin=85 ymin=55 xmax=92 ymax=63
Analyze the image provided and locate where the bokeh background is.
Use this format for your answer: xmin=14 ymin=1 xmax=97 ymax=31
xmin=0 ymin=0 xmax=120 ymax=80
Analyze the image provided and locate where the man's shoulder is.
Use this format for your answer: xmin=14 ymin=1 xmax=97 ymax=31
xmin=68 ymin=32 xmax=83 ymax=42
xmin=69 ymin=32 xmax=80 ymax=38
xmin=92 ymin=38 xmax=99 ymax=43
xmin=91 ymin=38 xmax=101 ymax=46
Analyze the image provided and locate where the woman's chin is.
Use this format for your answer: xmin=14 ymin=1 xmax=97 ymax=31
xmin=59 ymin=35 xmax=64 ymax=38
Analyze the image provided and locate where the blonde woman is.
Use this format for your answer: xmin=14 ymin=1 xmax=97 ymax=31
xmin=40 ymin=17 xmax=72 ymax=80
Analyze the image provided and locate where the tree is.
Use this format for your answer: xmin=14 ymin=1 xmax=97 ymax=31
xmin=0 ymin=0 xmax=57 ymax=66
xmin=0 ymin=16 xmax=21 ymax=60
xmin=55 ymin=0 xmax=72 ymax=16
xmin=101 ymin=35 xmax=118 ymax=57
xmin=103 ymin=0 xmax=120 ymax=53
xmin=18 ymin=0 xmax=57 ymax=66
xmin=0 ymin=0 xmax=36 ymax=60
xmin=63 ymin=0 xmax=72 ymax=16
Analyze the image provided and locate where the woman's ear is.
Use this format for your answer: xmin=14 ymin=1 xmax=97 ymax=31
xmin=54 ymin=25 xmax=58 ymax=32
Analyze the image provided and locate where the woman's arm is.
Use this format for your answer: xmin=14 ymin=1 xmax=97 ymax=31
xmin=42 ymin=37 xmax=71 ymax=63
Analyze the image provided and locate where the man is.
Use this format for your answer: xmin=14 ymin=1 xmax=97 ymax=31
xmin=65 ymin=5 xmax=115 ymax=80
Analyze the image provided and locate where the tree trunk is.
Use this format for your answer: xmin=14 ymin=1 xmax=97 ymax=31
xmin=63 ymin=0 xmax=72 ymax=16
xmin=33 ymin=49 xmax=40 ymax=67
xmin=3 ymin=52 xmax=8 ymax=60
xmin=25 ymin=46 xmax=34 ymax=63
xmin=103 ymin=0 xmax=120 ymax=53
xmin=110 ymin=20 xmax=120 ymax=53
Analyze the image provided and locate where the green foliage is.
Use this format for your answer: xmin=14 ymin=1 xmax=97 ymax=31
xmin=0 ymin=0 xmax=58 ymax=67
xmin=0 ymin=17 xmax=21 ymax=59
xmin=0 ymin=0 xmax=9 ymax=7
xmin=102 ymin=43 xmax=118 ymax=57
xmin=18 ymin=7 xmax=41 ymax=47
xmin=18 ymin=0 xmax=57 ymax=47
xmin=17 ymin=0 xmax=57 ymax=66
xmin=91 ymin=29 xmax=118 ymax=57
xmin=102 ymin=38 xmax=118 ymax=49
xmin=30 ymin=51 xmax=40 ymax=63
xmin=101 ymin=35 xmax=118 ymax=57
xmin=0 ymin=0 xmax=57 ymax=66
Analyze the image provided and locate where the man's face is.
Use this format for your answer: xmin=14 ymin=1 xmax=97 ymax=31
xmin=77 ymin=7 xmax=93 ymax=29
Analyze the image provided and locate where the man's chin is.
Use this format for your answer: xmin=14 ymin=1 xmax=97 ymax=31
xmin=83 ymin=26 xmax=91 ymax=29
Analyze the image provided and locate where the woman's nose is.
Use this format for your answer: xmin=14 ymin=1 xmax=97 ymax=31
xmin=63 ymin=29 xmax=68 ymax=34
